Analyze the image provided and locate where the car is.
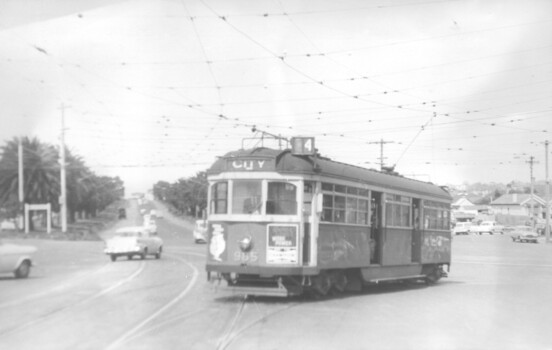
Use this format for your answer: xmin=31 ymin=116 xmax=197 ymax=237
xmin=453 ymin=222 xmax=471 ymax=235
xmin=104 ymin=226 xmax=163 ymax=261
xmin=0 ymin=220 xmax=17 ymax=230
xmin=469 ymin=221 xmax=504 ymax=235
xmin=511 ymin=226 xmax=539 ymax=243
xmin=0 ymin=240 xmax=37 ymax=278
xmin=193 ymin=219 xmax=208 ymax=243
xmin=143 ymin=214 xmax=157 ymax=233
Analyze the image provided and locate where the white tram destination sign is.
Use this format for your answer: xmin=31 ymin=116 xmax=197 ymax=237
xmin=267 ymin=225 xmax=298 ymax=264
xmin=227 ymin=158 xmax=275 ymax=171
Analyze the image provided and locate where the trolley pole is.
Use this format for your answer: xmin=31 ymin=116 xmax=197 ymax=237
xmin=545 ymin=140 xmax=550 ymax=243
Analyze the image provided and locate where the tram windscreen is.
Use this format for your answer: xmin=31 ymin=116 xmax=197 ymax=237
xmin=232 ymin=180 xmax=262 ymax=214
xmin=267 ymin=182 xmax=297 ymax=215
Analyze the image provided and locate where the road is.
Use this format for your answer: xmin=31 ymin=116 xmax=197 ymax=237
xmin=2 ymin=201 xmax=552 ymax=350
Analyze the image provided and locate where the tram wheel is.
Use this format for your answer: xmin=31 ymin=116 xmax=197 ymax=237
xmin=331 ymin=271 xmax=348 ymax=293
xmin=311 ymin=272 xmax=332 ymax=297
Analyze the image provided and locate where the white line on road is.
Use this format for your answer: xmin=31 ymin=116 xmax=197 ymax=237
xmin=105 ymin=253 xmax=199 ymax=350
xmin=0 ymin=261 xmax=146 ymax=338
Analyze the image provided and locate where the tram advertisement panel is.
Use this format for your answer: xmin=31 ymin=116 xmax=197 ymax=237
xmin=266 ymin=224 xmax=298 ymax=265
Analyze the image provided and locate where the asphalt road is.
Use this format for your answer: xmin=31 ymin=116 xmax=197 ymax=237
xmin=1 ymin=201 xmax=552 ymax=350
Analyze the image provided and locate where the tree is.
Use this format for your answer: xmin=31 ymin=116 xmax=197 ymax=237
xmin=0 ymin=137 xmax=60 ymax=205
xmin=0 ymin=137 xmax=124 ymax=226
xmin=153 ymin=171 xmax=207 ymax=217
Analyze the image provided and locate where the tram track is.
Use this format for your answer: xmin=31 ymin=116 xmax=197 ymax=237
xmin=216 ymin=296 xmax=303 ymax=350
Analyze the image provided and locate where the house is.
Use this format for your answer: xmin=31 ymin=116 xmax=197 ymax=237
xmin=490 ymin=193 xmax=546 ymax=218
xmin=451 ymin=197 xmax=490 ymax=222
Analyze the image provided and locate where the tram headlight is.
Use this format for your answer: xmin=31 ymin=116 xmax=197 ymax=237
xmin=238 ymin=235 xmax=253 ymax=252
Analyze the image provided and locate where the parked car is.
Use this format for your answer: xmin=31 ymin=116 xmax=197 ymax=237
xmin=193 ymin=219 xmax=208 ymax=243
xmin=535 ymin=223 xmax=551 ymax=235
xmin=453 ymin=222 xmax=471 ymax=235
xmin=0 ymin=240 xmax=36 ymax=278
xmin=104 ymin=226 xmax=163 ymax=261
xmin=511 ymin=226 xmax=539 ymax=243
xmin=0 ymin=220 xmax=17 ymax=231
xmin=469 ymin=221 xmax=504 ymax=235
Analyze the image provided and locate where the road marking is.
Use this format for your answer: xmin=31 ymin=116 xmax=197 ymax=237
xmin=0 ymin=262 xmax=146 ymax=338
xmin=105 ymin=253 xmax=199 ymax=350
xmin=0 ymin=263 xmax=112 ymax=309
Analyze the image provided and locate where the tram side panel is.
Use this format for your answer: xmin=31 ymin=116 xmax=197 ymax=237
xmin=420 ymin=229 xmax=451 ymax=264
xmin=317 ymin=224 xmax=372 ymax=268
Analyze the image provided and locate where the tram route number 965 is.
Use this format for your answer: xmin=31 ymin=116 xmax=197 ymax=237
xmin=233 ymin=251 xmax=259 ymax=263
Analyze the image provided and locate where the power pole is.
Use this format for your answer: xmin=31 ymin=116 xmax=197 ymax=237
xmin=59 ymin=104 xmax=68 ymax=233
xmin=368 ymin=139 xmax=394 ymax=171
xmin=545 ymin=140 xmax=550 ymax=243
xmin=18 ymin=137 xmax=24 ymax=231
xmin=526 ymin=156 xmax=539 ymax=226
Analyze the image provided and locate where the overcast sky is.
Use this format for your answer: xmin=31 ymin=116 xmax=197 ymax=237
xmin=1 ymin=0 xmax=551 ymax=194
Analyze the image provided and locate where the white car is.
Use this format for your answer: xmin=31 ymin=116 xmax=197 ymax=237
xmin=104 ymin=226 xmax=163 ymax=261
xmin=453 ymin=222 xmax=471 ymax=235
xmin=193 ymin=220 xmax=208 ymax=243
xmin=469 ymin=221 xmax=504 ymax=235
xmin=143 ymin=215 xmax=157 ymax=234
xmin=0 ymin=240 xmax=36 ymax=278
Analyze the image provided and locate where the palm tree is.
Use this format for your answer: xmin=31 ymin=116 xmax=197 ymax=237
xmin=0 ymin=137 xmax=60 ymax=205
xmin=0 ymin=137 xmax=60 ymax=229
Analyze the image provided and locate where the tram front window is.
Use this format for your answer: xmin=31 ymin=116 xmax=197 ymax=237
xmin=232 ymin=180 xmax=262 ymax=214
xmin=267 ymin=182 xmax=297 ymax=215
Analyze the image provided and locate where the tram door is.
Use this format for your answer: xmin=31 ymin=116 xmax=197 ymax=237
xmin=302 ymin=181 xmax=315 ymax=265
xmin=370 ymin=191 xmax=383 ymax=264
xmin=411 ymin=198 xmax=422 ymax=263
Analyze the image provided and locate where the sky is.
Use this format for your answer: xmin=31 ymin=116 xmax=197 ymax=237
xmin=0 ymin=0 xmax=551 ymax=195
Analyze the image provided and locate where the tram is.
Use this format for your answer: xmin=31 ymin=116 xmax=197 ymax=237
xmin=205 ymin=137 xmax=452 ymax=297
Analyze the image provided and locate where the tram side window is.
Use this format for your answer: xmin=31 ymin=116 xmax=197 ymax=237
xmin=233 ymin=180 xmax=262 ymax=214
xmin=423 ymin=201 xmax=450 ymax=230
xmin=267 ymin=182 xmax=297 ymax=215
xmin=321 ymin=182 xmax=369 ymax=225
xmin=211 ymin=182 xmax=228 ymax=214
xmin=385 ymin=194 xmax=411 ymax=228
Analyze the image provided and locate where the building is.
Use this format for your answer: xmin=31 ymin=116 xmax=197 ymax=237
xmin=490 ymin=193 xmax=546 ymax=218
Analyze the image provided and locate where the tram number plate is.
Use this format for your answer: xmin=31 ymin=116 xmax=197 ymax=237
xmin=267 ymin=225 xmax=298 ymax=264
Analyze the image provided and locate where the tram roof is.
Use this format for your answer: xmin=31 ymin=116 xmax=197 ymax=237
xmin=208 ymin=148 xmax=451 ymax=201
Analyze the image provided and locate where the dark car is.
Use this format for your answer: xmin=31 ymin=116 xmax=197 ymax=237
xmin=118 ymin=208 xmax=127 ymax=219
xmin=511 ymin=226 xmax=539 ymax=243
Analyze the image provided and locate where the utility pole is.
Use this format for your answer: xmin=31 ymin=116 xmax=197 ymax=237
xmin=526 ymin=156 xmax=539 ymax=226
xmin=59 ymin=104 xmax=68 ymax=233
xmin=18 ymin=137 xmax=24 ymax=231
xmin=545 ymin=140 xmax=550 ymax=243
xmin=368 ymin=139 xmax=394 ymax=171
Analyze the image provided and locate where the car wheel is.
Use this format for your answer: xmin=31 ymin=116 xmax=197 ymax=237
xmin=110 ymin=255 xmax=117 ymax=262
xmin=155 ymin=247 xmax=162 ymax=259
xmin=14 ymin=260 xmax=31 ymax=278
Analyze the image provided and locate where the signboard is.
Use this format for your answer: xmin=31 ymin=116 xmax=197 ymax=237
xmin=226 ymin=158 xmax=275 ymax=171
xmin=291 ymin=137 xmax=315 ymax=156
xmin=266 ymin=224 xmax=298 ymax=264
